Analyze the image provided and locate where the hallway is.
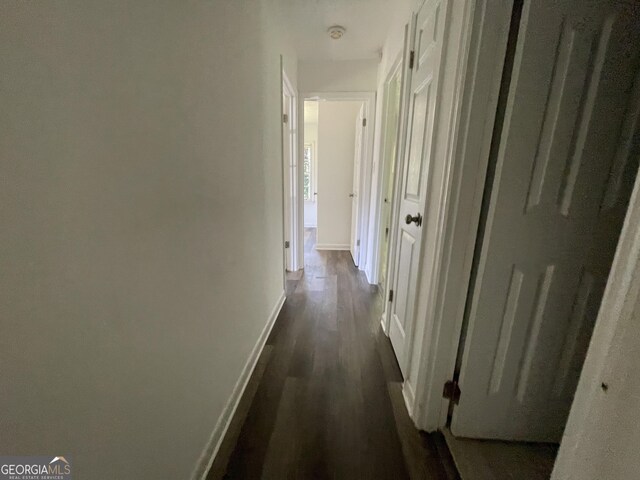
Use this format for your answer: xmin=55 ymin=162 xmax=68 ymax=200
xmin=4 ymin=1 xmax=640 ymax=478
xmin=208 ymin=229 xmax=458 ymax=479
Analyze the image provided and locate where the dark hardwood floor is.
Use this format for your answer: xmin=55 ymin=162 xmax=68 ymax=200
xmin=207 ymin=228 xmax=459 ymax=479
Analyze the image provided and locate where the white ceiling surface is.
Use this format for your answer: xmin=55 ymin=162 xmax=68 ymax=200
xmin=272 ymin=0 xmax=413 ymax=61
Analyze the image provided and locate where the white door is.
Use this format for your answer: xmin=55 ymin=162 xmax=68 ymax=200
xmin=379 ymin=63 xmax=403 ymax=289
xmin=388 ymin=0 xmax=450 ymax=376
xmin=350 ymin=104 xmax=365 ymax=266
xmin=452 ymin=0 xmax=640 ymax=442
xmin=282 ymin=91 xmax=294 ymax=271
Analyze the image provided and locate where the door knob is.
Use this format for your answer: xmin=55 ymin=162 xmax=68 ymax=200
xmin=349 ymin=193 xmax=355 ymax=198
xmin=405 ymin=213 xmax=422 ymax=226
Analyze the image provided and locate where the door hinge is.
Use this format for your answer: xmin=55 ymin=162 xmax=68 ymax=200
xmin=284 ymin=240 xmax=290 ymax=249
xmin=362 ymin=118 xmax=367 ymax=127
xmin=283 ymin=113 xmax=288 ymax=124
xmin=388 ymin=289 xmax=394 ymax=302
xmin=409 ymin=50 xmax=415 ymax=69
xmin=356 ymin=239 xmax=361 ymax=246
xmin=443 ymin=380 xmax=461 ymax=405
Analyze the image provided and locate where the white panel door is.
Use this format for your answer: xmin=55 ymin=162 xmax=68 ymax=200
xmin=350 ymin=104 xmax=365 ymax=266
xmin=282 ymin=92 xmax=294 ymax=271
xmin=452 ymin=0 xmax=640 ymax=442
xmin=389 ymin=0 xmax=449 ymax=376
xmin=378 ymin=64 xmax=403 ymax=288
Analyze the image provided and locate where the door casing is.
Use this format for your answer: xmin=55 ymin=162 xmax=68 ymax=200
xmin=371 ymin=52 xmax=405 ymax=294
xmin=381 ymin=23 xmax=415 ymax=336
xmin=406 ymin=0 xmax=640 ymax=440
xmin=350 ymin=104 xmax=366 ymax=266
xmin=388 ymin=0 xmax=453 ymax=381
xmin=380 ymin=0 xmax=517 ymax=430
xmin=299 ymin=92 xmax=376 ymax=272
xmin=410 ymin=0 xmax=516 ymax=431
xmin=282 ymin=68 xmax=300 ymax=272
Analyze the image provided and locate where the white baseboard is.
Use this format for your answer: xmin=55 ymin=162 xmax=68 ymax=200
xmin=380 ymin=312 xmax=388 ymax=335
xmin=191 ymin=290 xmax=286 ymax=480
xmin=315 ymin=243 xmax=350 ymax=251
xmin=402 ymin=380 xmax=415 ymax=418
xmin=365 ymin=267 xmax=376 ymax=285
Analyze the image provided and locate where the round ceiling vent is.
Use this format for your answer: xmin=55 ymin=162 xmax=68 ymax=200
xmin=328 ymin=25 xmax=346 ymax=40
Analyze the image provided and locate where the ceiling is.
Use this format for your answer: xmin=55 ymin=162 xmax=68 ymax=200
xmin=272 ymin=0 xmax=412 ymax=61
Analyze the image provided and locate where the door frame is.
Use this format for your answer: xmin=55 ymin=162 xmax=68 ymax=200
xmin=381 ymin=22 xmax=415 ymax=335
xmin=282 ymin=69 xmax=300 ymax=272
xmin=299 ymin=92 xmax=376 ymax=271
xmin=419 ymin=0 xmax=640 ymax=441
xmin=411 ymin=0 xmax=516 ymax=431
xmin=382 ymin=0 xmax=517 ymax=430
xmin=350 ymin=103 xmax=366 ymax=265
xmin=369 ymin=51 xmax=406 ymax=291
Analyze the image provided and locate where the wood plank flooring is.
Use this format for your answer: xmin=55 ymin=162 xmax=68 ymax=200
xmin=444 ymin=430 xmax=558 ymax=480
xmin=208 ymin=228 xmax=459 ymax=479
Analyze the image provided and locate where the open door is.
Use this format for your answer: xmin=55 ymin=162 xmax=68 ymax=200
xmin=452 ymin=0 xmax=640 ymax=442
xmin=388 ymin=0 xmax=450 ymax=376
xmin=282 ymin=92 xmax=293 ymax=271
xmin=378 ymin=60 xmax=403 ymax=290
xmin=350 ymin=104 xmax=366 ymax=266
xmin=282 ymin=72 xmax=298 ymax=272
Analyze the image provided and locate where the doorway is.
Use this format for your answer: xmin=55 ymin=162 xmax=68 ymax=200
xmin=445 ymin=0 xmax=640 ymax=477
xmin=375 ymin=55 xmax=404 ymax=294
xmin=282 ymin=70 xmax=299 ymax=273
xmin=300 ymin=93 xmax=375 ymax=271
xmin=385 ymin=0 xmax=451 ymax=379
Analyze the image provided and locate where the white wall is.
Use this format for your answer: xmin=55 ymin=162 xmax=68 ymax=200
xmin=377 ymin=0 xmax=419 ymax=85
xmin=316 ymin=101 xmax=363 ymax=248
xmin=299 ymin=59 xmax=379 ymax=92
xmin=303 ymin=104 xmax=318 ymax=227
xmin=0 ymin=1 xmax=295 ymax=478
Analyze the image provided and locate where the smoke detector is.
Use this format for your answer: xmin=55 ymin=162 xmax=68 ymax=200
xmin=328 ymin=25 xmax=346 ymax=40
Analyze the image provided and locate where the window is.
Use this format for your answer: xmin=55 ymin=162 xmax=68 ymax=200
xmin=303 ymin=143 xmax=313 ymax=201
